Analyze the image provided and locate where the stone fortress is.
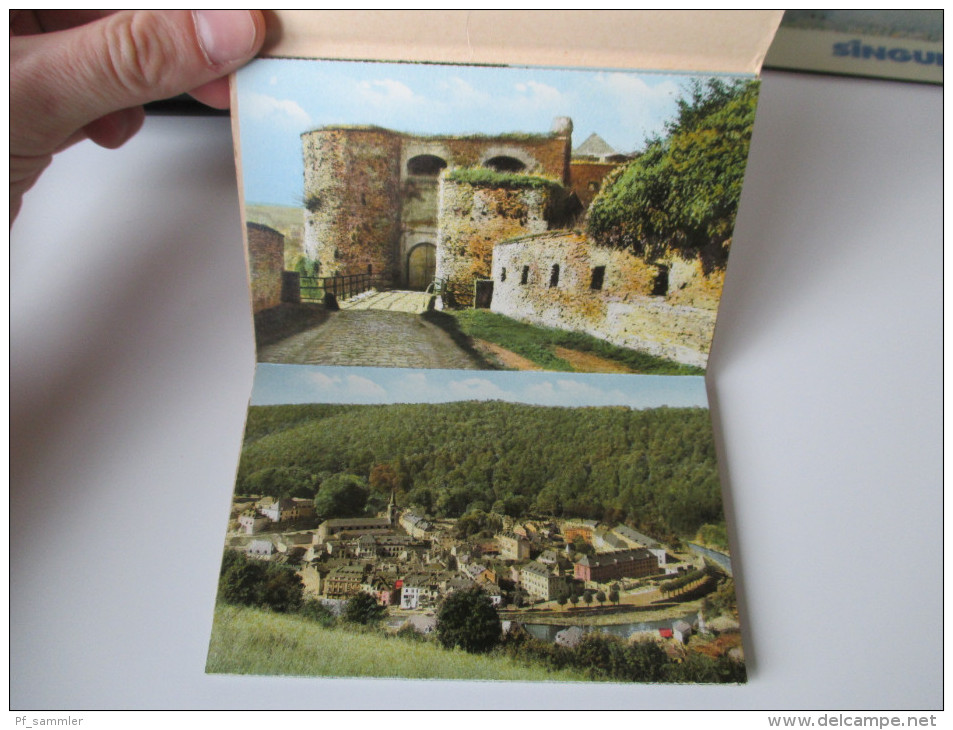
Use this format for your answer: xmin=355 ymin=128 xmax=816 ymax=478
xmin=249 ymin=117 xmax=730 ymax=368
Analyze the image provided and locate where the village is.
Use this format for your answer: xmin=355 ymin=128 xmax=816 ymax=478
xmin=223 ymin=491 xmax=738 ymax=651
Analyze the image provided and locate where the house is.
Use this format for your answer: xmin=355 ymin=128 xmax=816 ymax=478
xmin=554 ymin=626 xmax=585 ymax=648
xmin=574 ymin=549 xmax=659 ymax=583
xmin=399 ymin=572 xmax=444 ymax=610
xmin=238 ymin=509 xmax=270 ymax=535
xmin=496 ymin=531 xmax=531 ymax=561
xmin=481 ymin=582 xmax=504 ymax=607
xmin=361 ymin=574 xmax=400 ymax=606
xmin=537 ymin=549 xmax=573 ymax=571
xmin=247 ymin=539 xmax=275 ymax=558
xmin=673 ymin=620 xmax=693 ymax=644
xmin=593 ymin=530 xmax=627 ymax=552
xmin=316 ymin=517 xmax=393 ymax=542
xmin=612 ymin=525 xmax=661 ymax=550
xmin=460 ymin=562 xmax=494 ymax=582
xmin=563 ymin=522 xmax=595 ymax=545
xmin=259 ymin=497 xmax=314 ymax=524
xmin=323 ymin=564 xmax=367 ymax=599
xmin=520 ymin=561 xmax=566 ymax=601
xmin=400 ymin=512 xmax=433 ymax=540
xmin=274 ymin=532 xmax=313 ymax=552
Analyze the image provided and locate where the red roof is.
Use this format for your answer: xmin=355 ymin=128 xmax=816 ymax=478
xmin=659 ymin=628 xmax=673 ymax=638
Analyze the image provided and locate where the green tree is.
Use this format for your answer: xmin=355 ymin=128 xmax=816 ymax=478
xmin=259 ymin=563 xmax=304 ymax=613
xmin=596 ymin=590 xmax=607 ymax=606
xmin=217 ymin=550 xmax=265 ymax=607
xmin=216 ymin=550 xmax=303 ymax=613
xmin=299 ymin=599 xmax=336 ymax=627
xmin=608 ymin=587 xmax=620 ymax=606
xmin=313 ymin=473 xmax=368 ymax=518
xmin=436 ymin=587 xmax=502 ymax=654
xmin=241 ymin=465 xmax=316 ymax=498
xmin=587 ymin=78 xmax=760 ymax=272
xmin=343 ymin=591 xmax=385 ymax=625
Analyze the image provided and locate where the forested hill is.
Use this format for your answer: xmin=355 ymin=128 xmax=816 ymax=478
xmin=237 ymin=401 xmax=723 ymax=538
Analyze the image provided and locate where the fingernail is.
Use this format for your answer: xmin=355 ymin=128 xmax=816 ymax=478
xmin=193 ymin=10 xmax=258 ymax=67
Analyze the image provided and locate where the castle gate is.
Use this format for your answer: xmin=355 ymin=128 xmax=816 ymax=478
xmin=407 ymin=243 xmax=436 ymax=290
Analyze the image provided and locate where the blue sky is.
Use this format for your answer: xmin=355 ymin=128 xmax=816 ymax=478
xmin=250 ymin=364 xmax=709 ymax=409
xmin=235 ymin=57 xmax=748 ymax=206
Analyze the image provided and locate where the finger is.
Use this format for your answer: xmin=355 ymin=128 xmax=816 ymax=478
xmin=188 ymin=77 xmax=232 ymax=110
xmin=83 ymin=106 xmax=147 ymax=149
xmin=11 ymin=10 xmax=264 ymax=152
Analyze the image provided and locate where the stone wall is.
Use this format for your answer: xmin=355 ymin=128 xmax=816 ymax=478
xmin=301 ymin=123 xmax=573 ymax=291
xmin=490 ymin=232 xmax=722 ymax=368
xmin=568 ymin=161 xmax=622 ymax=209
xmin=246 ymin=222 xmax=285 ymax=314
xmin=436 ymin=178 xmax=552 ymax=308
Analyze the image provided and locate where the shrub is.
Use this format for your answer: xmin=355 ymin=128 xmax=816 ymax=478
xmin=436 ymin=587 xmax=501 ymax=654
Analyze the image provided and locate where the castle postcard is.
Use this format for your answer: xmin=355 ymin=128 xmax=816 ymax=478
xmin=207 ymin=46 xmax=764 ymax=684
xmin=236 ymin=57 xmax=762 ymax=375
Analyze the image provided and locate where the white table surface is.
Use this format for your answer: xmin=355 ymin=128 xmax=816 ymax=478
xmin=10 ymin=69 xmax=942 ymax=710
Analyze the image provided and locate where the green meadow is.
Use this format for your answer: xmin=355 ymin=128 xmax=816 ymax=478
xmin=206 ymin=604 xmax=589 ymax=682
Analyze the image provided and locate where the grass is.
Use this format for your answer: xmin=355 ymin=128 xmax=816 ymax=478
xmin=444 ymin=167 xmax=562 ymax=191
xmin=445 ymin=310 xmax=705 ymax=375
xmin=206 ymin=603 xmax=590 ymax=682
xmin=245 ymin=203 xmax=304 ymax=232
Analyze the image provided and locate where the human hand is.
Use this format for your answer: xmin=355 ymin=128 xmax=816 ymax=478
xmin=10 ymin=10 xmax=266 ymax=221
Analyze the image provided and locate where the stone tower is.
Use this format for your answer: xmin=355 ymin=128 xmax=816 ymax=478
xmin=300 ymin=126 xmax=403 ymax=282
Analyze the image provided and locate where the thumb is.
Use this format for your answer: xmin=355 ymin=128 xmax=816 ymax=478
xmin=12 ymin=10 xmax=264 ymax=153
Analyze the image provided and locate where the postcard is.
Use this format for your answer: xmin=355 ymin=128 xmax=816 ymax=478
xmin=208 ymin=365 xmax=744 ymax=683
xmin=765 ymin=10 xmax=943 ymax=85
xmin=209 ymin=11 xmax=779 ymax=685
xmin=237 ymin=58 xmax=762 ymax=373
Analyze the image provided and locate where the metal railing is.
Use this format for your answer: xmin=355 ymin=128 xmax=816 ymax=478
xmin=299 ymin=272 xmax=375 ymax=302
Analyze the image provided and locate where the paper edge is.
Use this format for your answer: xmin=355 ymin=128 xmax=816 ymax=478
xmin=257 ymin=10 xmax=782 ymax=76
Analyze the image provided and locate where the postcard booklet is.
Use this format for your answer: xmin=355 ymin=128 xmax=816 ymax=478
xmin=207 ymin=10 xmax=781 ymax=684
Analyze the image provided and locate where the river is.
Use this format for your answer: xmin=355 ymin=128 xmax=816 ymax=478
xmin=523 ymin=611 xmax=699 ymax=643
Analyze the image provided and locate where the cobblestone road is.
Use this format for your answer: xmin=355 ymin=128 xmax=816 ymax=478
xmin=258 ymin=291 xmax=482 ymax=369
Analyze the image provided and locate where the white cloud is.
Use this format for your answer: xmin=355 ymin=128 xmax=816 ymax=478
xmin=447 ymin=377 xmax=509 ymax=401
xmin=523 ymin=381 xmax=557 ymax=403
xmin=396 ymin=371 xmax=436 ymax=401
xmin=590 ymin=72 xmax=683 ymax=145
xmin=355 ymin=78 xmax=423 ymax=107
xmin=242 ymin=91 xmax=312 ymax=130
xmin=513 ymin=80 xmax=563 ymax=105
xmin=439 ymin=76 xmax=492 ymax=108
xmin=345 ymin=374 xmax=388 ymax=399
xmin=304 ymin=370 xmax=342 ymax=390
